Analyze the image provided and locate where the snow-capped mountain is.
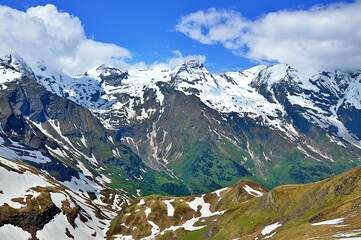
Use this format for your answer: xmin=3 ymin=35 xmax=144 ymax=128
xmin=0 ymin=54 xmax=191 ymax=239
xmin=2 ymin=54 xmax=361 ymax=188
xmin=1 ymin=53 xmax=361 ymax=238
xmin=251 ymin=64 xmax=361 ymax=147
xmin=28 ymin=58 xmax=361 ymax=148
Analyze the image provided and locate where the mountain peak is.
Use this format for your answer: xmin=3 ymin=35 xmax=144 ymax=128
xmin=0 ymin=54 xmax=34 ymax=88
xmin=84 ymin=64 xmax=128 ymax=81
xmin=241 ymin=65 xmax=267 ymax=75
xmin=174 ymin=59 xmax=208 ymax=76
xmin=172 ymin=59 xmax=215 ymax=87
xmin=250 ymin=63 xmax=300 ymax=88
xmin=181 ymin=59 xmax=204 ymax=69
xmin=0 ymin=54 xmax=33 ymax=76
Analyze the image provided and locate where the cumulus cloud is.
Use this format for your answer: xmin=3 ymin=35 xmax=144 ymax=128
xmin=0 ymin=4 xmax=131 ymax=74
xmin=176 ymin=8 xmax=249 ymax=49
xmin=176 ymin=2 xmax=361 ymax=71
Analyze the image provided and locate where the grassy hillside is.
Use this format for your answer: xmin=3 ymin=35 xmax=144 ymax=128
xmin=108 ymin=166 xmax=361 ymax=239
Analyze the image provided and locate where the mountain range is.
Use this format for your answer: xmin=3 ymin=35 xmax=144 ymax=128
xmin=0 ymin=54 xmax=361 ymax=239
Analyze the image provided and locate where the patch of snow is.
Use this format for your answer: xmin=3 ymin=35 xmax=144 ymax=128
xmin=264 ymin=232 xmax=277 ymax=239
xmin=337 ymin=238 xmax=361 ymax=240
xmin=0 ymin=141 xmax=114 ymax=240
xmin=138 ymin=199 xmax=145 ymax=205
xmin=312 ymin=218 xmax=345 ymax=226
xmin=147 ymin=195 xmax=226 ymax=237
xmin=212 ymin=187 xmax=228 ymax=198
xmin=145 ymin=207 xmax=151 ymax=218
xmin=0 ymin=156 xmax=22 ymax=170
xmin=80 ymin=134 xmax=87 ymax=147
xmin=0 ymin=157 xmax=53 ymax=208
xmin=182 ymin=217 xmax=206 ymax=231
xmin=243 ymin=185 xmax=263 ymax=197
xmin=47 ymin=146 xmax=69 ymax=159
xmin=333 ymin=231 xmax=361 ymax=238
xmin=121 ymin=223 xmax=129 ymax=229
xmin=63 ymin=174 xmax=100 ymax=193
xmin=262 ymin=222 xmax=282 ymax=236
xmin=113 ymin=234 xmax=133 ymax=240
xmin=0 ymin=56 xmax=23 ymax=88
xmin=88 ymin=154 xmax=99 ymax=165
xmin=36 ymin=207 xmax=107 ymax=240
xmin=95 ymin=174 xmax=112 ymax=185
xmin=141 ymin=220 xmax=160 ymax=240
xmin=163 ymin=200 xmax=175 ymax=217
xmin=77 ymin=161 xmax=93 ymax=177
xmin=160 ymin=217 xmax=206 ymax=235
xmin=0 ymin=224 xmax=31 ymax=240
xmin=50 ymin=192 xmax=67 ymax=209
xmin=187 ymin=194 xmax=225 ymax=218
xmin=111 ymin=194 xmax=122 ymax=211
xmin=0 ymin=136 xmax=51 ymax=164
xmin=107 ymin=136 xmax=115 ymax=144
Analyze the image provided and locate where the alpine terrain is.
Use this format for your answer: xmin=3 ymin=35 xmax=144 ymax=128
xmin=0 ymin=53 xmax=361 ymax=239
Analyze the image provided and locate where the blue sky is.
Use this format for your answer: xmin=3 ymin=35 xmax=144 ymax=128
xmin=0 ymin=0 xmax=359 ymax=73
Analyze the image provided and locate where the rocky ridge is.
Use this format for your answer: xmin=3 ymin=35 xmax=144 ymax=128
xmin=1 ymin=55 xmax=361 ymax=192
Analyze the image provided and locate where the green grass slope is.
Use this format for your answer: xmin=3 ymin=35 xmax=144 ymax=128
xmin=108 ymin=166 xmax=361 ymax=239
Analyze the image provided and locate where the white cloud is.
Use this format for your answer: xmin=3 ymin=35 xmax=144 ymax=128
xmin=176 ymin=8 xmax=249 ymax=49
xmin=0 ymin=4 xmax=131 ymax=74
xmin=177 ymin=2 xmax=361 ymax=71
xmin=0 ymin=4 xmax=205 ymax=74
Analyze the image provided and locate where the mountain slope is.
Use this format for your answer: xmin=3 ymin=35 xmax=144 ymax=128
xmin=0 ymin=54 xmax=190 ymax=197
xmin=0 ymin=155 xmax=119 ymax=240
xmin=1 ymin=53 xmax=361 ymax=239
xmin=2 ymin=55 xmax=361 ymax=193
xmin=108 ymin=165 xmax=361 ymax=240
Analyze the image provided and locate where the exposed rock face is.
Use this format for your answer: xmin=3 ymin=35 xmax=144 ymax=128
xmin=0 ymin=56 xmax=191 ymax=201
xmin=0 ymin=197 xmax=61 ymax=239
xmin=1 ymin=54 xmax=361 ymax=239
xmin=2 ymin=55 xmax=361 ymax=194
